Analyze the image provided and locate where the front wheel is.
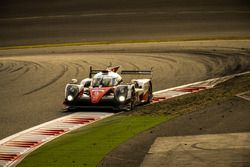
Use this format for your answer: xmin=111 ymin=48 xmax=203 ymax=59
xmin=64 ymin=106 xmax=77 ymax=112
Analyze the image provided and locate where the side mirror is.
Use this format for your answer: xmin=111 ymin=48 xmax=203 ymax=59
xmin=71 ymin=79 xmax=78 ymax=84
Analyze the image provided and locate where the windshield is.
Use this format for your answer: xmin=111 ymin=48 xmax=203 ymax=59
xmin=92 ymin=76 xmax=117 ymax=87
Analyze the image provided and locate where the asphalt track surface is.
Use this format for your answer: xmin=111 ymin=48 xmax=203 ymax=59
xmin=0 ymin=0 xmax=250 ymax=46
xmin=0 ymin=0 xmax=250 ymax=141
xmin=0 ymin=40 xmax=250 ymax=140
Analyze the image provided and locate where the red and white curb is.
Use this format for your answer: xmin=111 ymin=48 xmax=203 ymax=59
xmin=0 ymin=112 xmax=113 ymax=167
xmin=152 ymin=71 xmax=250 ymax=102
xmin=0 ymin=71 xmax=249 ymax=167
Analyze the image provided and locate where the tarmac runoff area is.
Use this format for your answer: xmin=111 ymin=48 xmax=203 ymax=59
xmin=141 ymin=132 xmax=250 ymax=167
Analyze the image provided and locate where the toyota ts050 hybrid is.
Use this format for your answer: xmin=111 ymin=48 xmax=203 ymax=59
xmin=63 ymin=65 xmax=153 ymax=111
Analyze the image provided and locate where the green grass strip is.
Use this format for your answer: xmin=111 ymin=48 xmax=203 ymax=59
xmin=18 ymin=115 xmax=170 ymax=167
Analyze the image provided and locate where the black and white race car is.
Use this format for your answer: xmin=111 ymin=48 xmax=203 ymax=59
xmin=63 ymin=65 xmax=153 ymax=111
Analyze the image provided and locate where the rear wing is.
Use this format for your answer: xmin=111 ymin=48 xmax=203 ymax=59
xmin=89 ymin=66 xmax=107 ymax=78
xmin=121 ymin=68 xmax=153 ymax=78
xmin=89 ymin=65 xmax=121 ymax=78
xmin=89 ymin=66 xmax=153 ymax=78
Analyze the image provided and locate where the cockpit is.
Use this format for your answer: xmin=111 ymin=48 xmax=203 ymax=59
xmin=92 ymin=72 xmax=122 ymax=87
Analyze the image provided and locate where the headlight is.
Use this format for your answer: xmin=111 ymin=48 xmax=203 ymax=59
xmin=67 ymin=95 xmax=74 ymax=101
xmin=115 ymin=86 xmax=128 ymax=102
xmin=69 ymin=87 xmax=77 ymax=93
xmin=67 ymin=85 xmax=79 ymax=93
xmin=118 ymin=96 xmax=125 ymax=102
xmin=120 ymin=87 xmax=125 ymax=93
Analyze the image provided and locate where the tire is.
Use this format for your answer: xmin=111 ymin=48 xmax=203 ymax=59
xmin=147 ymin=83 xmax=153 ymax=103
xmin=66 ymin=106 xmax=77 ymax=112
xmin=125 ymin=89 xmax=135 ymax=111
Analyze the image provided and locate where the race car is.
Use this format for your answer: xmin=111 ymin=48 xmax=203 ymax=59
xmin=63 ymin=65 xmax=153 ymax=111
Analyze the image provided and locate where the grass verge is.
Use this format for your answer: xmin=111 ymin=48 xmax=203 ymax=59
xmin=18 ymin=115 xmax=170 ymax=167
xmin=17 ymin=73 xmax=250 ymax=167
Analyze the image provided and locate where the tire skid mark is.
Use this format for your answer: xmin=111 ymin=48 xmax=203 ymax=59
xmin=208 ymin=52 xmax=245 ymax=75
xmin=73 ymin=63 xmax=80 ymax=78
xmin=83 ymin=59 xmax=109 ymax=69
xmin=98 ymin=62 xmax=110 ymax=68
xmin=188 ymin=49 xmax=250 ymax=76
xmin=226 ymin=55 xmax=242 ymax=73
xmin=179 ymin=50 xmax=222 ymax=78
xmin=228 ymin=53 xmax=250 ymax=73
xmin=197 ymin=52 xmax=230 ymax=76
xmin=127 ymin=61 xmax=140 ymax=70
xmin=151 ymin=52 xmax=219 ymax=75
xmin=145 ymin=57 xmax=176 ymax=81
xmin=199 ymin=50 xmax=226 ymax=62
xmin=8 ymin=61 xmax=32 ymax=81
xmin=73 ymin=62 xmax=87 ymax=70
xmin=69 ymin=62 xmax=84 ymax=78
xmin=146 ymin=54 xmax=178 ymax=64
xmin=0 ymin=61 xmax=16 ymax=73
xmin=191 ymin=142 xmax=217 ymax=151
xmin=236 ymin=52 xmax=250 ymax=57
xmin=93 ymin=56 xmax=110 ymax=68
xmin=2 ymin=60 xmax=40 ymax=74
xmin=123 ymin=60 xmax=141 ymax=81
xmin=6 ymin=62 xmax=15 ymax=72
xmin=237 ymin=53 xmax=250 ymax=71
xmin=0 ymin=64 xmax=11 ymax=72
xmin=185 ymin=51 xmax=220 ymax=77
xmin=181 ymin=144 xmax=214 ymax=166
xmin=23 ymin=64 xmax=68 ymax=96
xmin=28 ymin=61 xmax=44 ymax=71
xmin=74 ymin=62 xmax=88 ymax=77
xmin=10 ymin=66 xmax=24 ymax=73
xmin=21 ymin=60 xmax=44 ymax=70
xmin=80 ymin=60 xmax=96 ymax=68
xmin=144 ymin=55 xmax=176 ymax=69
xmin=10 ymin=67 xmax=30 ymax=81
xmin=132 ymin=55 xmax=168 ymax=74
xmin=79 ymin=60 xmax=98 ymax=75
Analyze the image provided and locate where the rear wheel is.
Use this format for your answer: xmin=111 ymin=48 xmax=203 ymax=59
xmin=125 ymin=89 xmax=136 ymax=111
xmin=147 ymin=83 xmax=153 ymax=103
xmin=126 ymin=100 xmax=135 ymax=111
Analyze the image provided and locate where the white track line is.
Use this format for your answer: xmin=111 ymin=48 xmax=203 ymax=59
xmin=1 ymin=11 xmax=250 ymax=21
xmin=236 ymin=91 xmax=250 ymax=101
